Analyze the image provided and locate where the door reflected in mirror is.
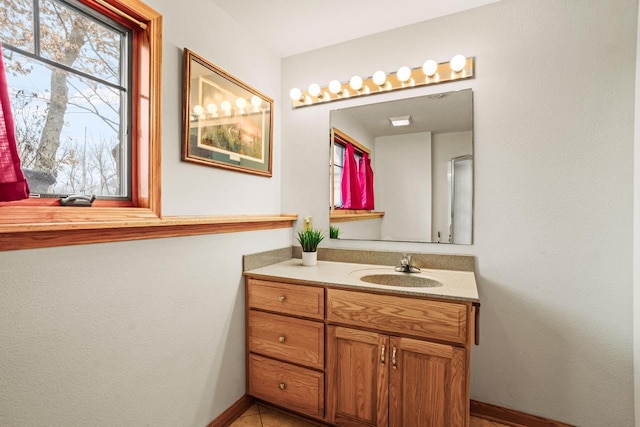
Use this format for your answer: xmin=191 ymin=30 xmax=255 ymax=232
xmin=330 ymin=89 xmax=473 ymax=244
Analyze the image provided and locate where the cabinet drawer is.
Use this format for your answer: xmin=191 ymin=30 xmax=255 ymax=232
xmin=249 ymin=354 xmax=324 ymax=418
xmin=248 ymin=279 xmax=324 ymax=320
xmin=327 ymin=289 xmax=468 ymax=345
xmin=249 ymin=311 xmax=324 ymax=369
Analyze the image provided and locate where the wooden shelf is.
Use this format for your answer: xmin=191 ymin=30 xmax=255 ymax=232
xmin=329 ymin=211 xmax=384 ymax=223
xmin=0 ymin=214 xmax=297 ymax=251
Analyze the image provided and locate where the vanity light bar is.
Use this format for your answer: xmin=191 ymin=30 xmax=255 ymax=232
xmin=289 ymin=56 xmax=474 ymax=108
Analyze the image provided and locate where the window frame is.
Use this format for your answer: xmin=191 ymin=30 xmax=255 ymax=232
xmin=329 ymin=127 xmax=384 ymax=223
xmin=330 ymin=127 xmax=369 ymax=211
xmin=0 ymin=0 xmax=162 ymax=219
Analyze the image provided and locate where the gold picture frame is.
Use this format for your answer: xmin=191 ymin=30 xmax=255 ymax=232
xmin=182 ymin=49 xmax=273 ymax=177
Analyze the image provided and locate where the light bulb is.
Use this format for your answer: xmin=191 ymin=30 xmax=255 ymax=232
xmin=308 ymin=83 xmax=321 ymax=97
xmin=397 ymin=66 xmax=412 ymax=82
xmin=450 ymin=54 xmax=466 ymax=73
xmin=221 ymin=100 xmax=232 ymax=113
xmin=349 ymin=75 xmax=363 ymax=91
xmin=251 ymin=95 xmax=262 ymax=108
xmin=193 ymin=104 xmax=204 ymax=116
xmin=206 ymin=103 xmax=217 ymax=114
xmin=329 ymin=80 xmax=342 ymax=94
xmin=236 ymin=97 xmax=247 ymax=109
xmin=289 ymin=87 xmax=303 ymax=101
xmin=372 ymin=70 xmax=387 ymax=86
xmin=422 ymin=59 xmax=438 ymax=77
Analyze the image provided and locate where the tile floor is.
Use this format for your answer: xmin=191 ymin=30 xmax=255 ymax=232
xmin=230 ymin=403 xmax=511 ymax=427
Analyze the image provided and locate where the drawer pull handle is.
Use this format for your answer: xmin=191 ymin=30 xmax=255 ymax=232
xmin=381 ymin=344 xmax=386 ymax=364
xmin=392 ymin=347 xmax=397 ymax=370
xmin=278 ymin=295 xmax=286 ymax=302
xmin=278 ymin=335 xmax=286 ymax=343
xmin=279 ymin=382 xmax=286 ymax=390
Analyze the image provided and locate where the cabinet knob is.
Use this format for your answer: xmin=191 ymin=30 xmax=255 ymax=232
xmin=380 ymin=344 xmax=386 ymax=364
xmin=279 ymin=382 xmax=286 ymax=390
xmin=278 ymin=295 xmax=286 ymax=302
xmin=278 ymin=335 xmax=286 ymax=343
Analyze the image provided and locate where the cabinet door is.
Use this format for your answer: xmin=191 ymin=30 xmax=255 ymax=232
xmin=389 ymin=337 xmax=467 ymax=427
xmin=327 ymin=326 xmax=389 ymax=427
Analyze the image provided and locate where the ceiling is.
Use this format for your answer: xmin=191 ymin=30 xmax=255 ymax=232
xmin=211 ymin=0 xmax=502 ymax=58
xmin=332 ymin=89 xmax=473 ymax=137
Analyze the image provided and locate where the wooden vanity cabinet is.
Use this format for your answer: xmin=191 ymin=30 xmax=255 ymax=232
xmin=326 ymin=288 xmax=472 ymax=427
xmin=246 ymin=279 xmax=325 ymax=419
xmin=245 ymin=277 xmax=475 ymax=427
xmin=326 ymin=326 xmax=467 ymax=427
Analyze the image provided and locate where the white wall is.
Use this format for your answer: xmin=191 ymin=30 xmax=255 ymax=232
xmin=634 ymin=3 xmax=640 ymax=425
xmin=330 ymin=113 xmax=375 ymax=151
xmin=0 ymin=231 xmax=290 ymax=426
xmin=376 ymin=132 xmax=432 ymax=241
xmin=281 ymin=0 xmax=637 ymax=425
xmin=159 ymin=0 xmax=281 ymax=215
xmin=337 ymin=218 xmax=382 ymax=240
xmin=0 ymin=0 xmax=286 ymax=425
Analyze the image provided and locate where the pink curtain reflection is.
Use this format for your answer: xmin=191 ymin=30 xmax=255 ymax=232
xmin=358 ymin=152 xmax=374 ymax=210
xmin=0 ymin=44 xmax=29 ymax=202
xmin=340 ymin=143 xmax=362 ymax=209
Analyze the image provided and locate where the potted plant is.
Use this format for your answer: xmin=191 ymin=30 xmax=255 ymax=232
xmin=329 ymin=225 xmax=340 ymax=239
xmin=296 ymin=228 xmax=325 ymax=266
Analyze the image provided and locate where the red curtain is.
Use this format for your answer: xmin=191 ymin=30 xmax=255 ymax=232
xmin=358 ymin=152 xmax=374 ymax=210
xmin=340 ymin=143 xmax=362 ymax=209
xmin=0 ymin=44 xmax=29 ymax=201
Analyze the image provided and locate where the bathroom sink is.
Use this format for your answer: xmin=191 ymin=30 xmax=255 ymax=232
xmin=349 ymin=268 xmax=444 ymax=288
xmin=359 ymin=274 xmax=443 ymax=288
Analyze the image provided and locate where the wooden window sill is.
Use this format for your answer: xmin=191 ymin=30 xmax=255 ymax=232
xmin=330 ymin=211 xmax=385 ymax=223
xmin=0 ymin=214 xmax=298 ymax=251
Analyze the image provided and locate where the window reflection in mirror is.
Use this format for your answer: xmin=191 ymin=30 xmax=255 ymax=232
xmin=329 ymin=89 xmax=473 ymax=244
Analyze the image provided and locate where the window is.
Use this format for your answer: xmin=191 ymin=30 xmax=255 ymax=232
xmin=1 ymin=0 xmax=132 ymax=199
xmin=330 ymin=128 xmax=364 ymax=210
xmin=0 ymin=0 xmax=161 ymax=216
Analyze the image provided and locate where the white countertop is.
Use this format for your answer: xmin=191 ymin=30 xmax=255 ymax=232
xmin=244 ymin=259 xmax=479 ymax=303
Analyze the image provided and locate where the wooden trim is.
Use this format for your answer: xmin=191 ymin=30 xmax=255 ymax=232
xmin=94 ymin=0 xmax=148 ymax=29
xmin=330 ymin=129 xmax=336 ymax=211
xmin=332 ymin=128 xmax=371 ymax=155
xmin=470 ymin=400 xmax=576 ymax=427
xmin=210 ymin=397 xmax=576 ymax=427
xmin=330 ymin=211 xmax=385 ymax=223
xmin=472 ymin=303 xmax=481 ymax=345
xmin=0 ymin=214 xmax=297 ymax=251
xmin=207 ymin=395 xmax=255 ymax=427
xmin=144 ymin=4 xmax=163 ymax=217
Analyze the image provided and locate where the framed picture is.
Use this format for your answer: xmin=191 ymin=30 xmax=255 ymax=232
xmin=182 ymin=49 xmax=273 ymax=177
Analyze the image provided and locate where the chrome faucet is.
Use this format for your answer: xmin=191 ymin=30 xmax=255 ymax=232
xmin=395 ymin=253 xmax=421 ymax=273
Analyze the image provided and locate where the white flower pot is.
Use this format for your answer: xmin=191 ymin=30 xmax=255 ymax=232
xmin=301 ymin=251 xmax=317 ymax=266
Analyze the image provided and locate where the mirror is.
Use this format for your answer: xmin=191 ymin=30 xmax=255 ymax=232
xmin=330 ymin=89 xmax=473 ymax=244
